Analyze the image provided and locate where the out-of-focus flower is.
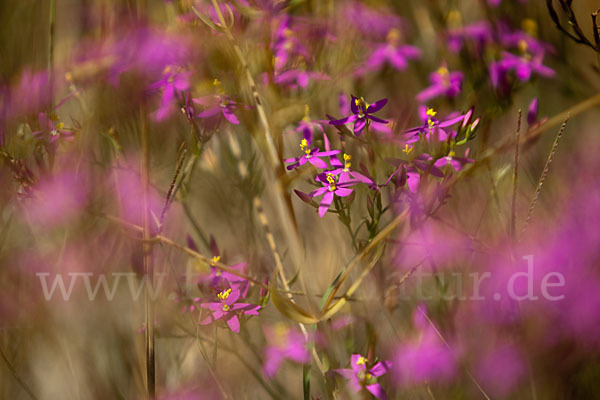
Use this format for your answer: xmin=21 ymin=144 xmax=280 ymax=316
xmin=263 ymin=323 xmax=310 ymax=377
xmin=294 ymin=106 xmax=325 ymax=144
xmin=273 ymin=68 xmax=329 ymax=89
xmin=527 ymin=97 xmax=538 ymax=126
xmin=32 ymin=112 xmax=75 ymax=143
xmin=344 ymin=2 xmax=403 ymax=39
xmin=447 ymin=19 xmax=492 ymax=53
xmin=434 ymin=149 xmax=474 ymax=171
xmin=355 ymin=28 xmax=421 ymax=75
xmin=334 ymin=354 xmax=392 ymax=400
xmin=393 ymin=306 xmax=456 ymax=386
xmin=148 ymin=65 xmax=191 ymax=121
xmin=194 ymin=79 xmax=241 ymax=125
xmin=199 ymin=287 xmax=260 ymax=333
xmin=285 ymin=138 xmax=340 ymax=170
xmin=490 ymin=51 xmax=554 ymax=88
xmin=416 ymin=65 xmax=463 ymax=103
xmin=329 ymin=96 xmax=388 ymax=136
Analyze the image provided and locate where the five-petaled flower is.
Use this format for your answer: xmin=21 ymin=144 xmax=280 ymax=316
xmin=263 ymin=323 xmax=310 ymax=378
xmin=334 ymin=354 xmax=392 ymax=400
xmin=329 ymin=96 xmax=388 ymax=136
xmin=199 ymin=287 xmax=260 ymax=333
xmin=285 ymin=138 xmax=340 ymax=170
xmin=416 ymin=65 xmax=463 ymax=103
xmin=309 ymin=171 xmax=357 ymax=217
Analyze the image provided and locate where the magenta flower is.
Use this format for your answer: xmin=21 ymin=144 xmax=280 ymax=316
xmin=416 ymin=66 xmax=463 ymax=103
xmin=490 ymin=52 xmax=554 ymax=88
xmin=329 ymin=95 xmax=388 ymax=136
xmin=285 ymin=138 xmax=340 ymax=170
xmin=263 ymin=324 xmax=310 ymax=378
xmin=356 ymin=29 xmax=421 ymax=75
xmin=273 ymin=69 xmax=329 ymax=89
xmin=199 ymin=287 xmax=260 ymax=333
xmin=434 ymin=149 xmax=474 ymax=171
xmin=403 ymin=107 xmax=467 ymax=143
xmin=33 ymin=112 xmax=74 ymax=143
xmin=148 ymin=65 xmax=191 ymax=121
xmin=393 ymin=307 xmax=456 ymax=386
xmin=334 ymin=354 xmax=392 ymax=400
xmin=309 ymin=170 xmax=357 ymax=217
xmin=447 ymin=21 xmax=492 ymax=53
xmin=193 ymin=90 xmax=240 ymax=126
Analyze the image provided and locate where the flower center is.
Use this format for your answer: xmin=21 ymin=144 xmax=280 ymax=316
xmin=426 ymin=107 xmax=437 ymax=131
xmin=300 ymin=138 xmax=311 ymax=156
xmin=217 ymin=288 xmax=231 ymax=301
xmin=356 ymin=356 xmax=367 ymax=366
xmin=403 ymin=144 xmax=413 ymax=154
xmin=222 ymin=304 xmax=230 ymax=311
xmin=210 ymin=255 xmax=220 ymax=266
xmin=326 ymin=173 xmax=336 ymax=192
xmin=343 ymin=153 xmax=352 ymax=170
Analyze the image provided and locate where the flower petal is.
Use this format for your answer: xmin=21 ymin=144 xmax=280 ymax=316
xmin=318 ymin=191 xmax=334 ymax=217
xmin=366 ymin=98 xmax=388 ymax=113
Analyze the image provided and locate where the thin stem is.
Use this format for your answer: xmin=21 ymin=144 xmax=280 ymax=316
xmin=140 ymin=109 xmax=155 ymax=400
xmin=511 ymin=109 xmax=522 ymax=240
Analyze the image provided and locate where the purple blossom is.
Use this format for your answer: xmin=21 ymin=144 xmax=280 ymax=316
xmin=329 ymin=95 xmax=388 ymax=136
xmin=334 ymin=354 xmax=392 ymax=400
xmin=263 ymin=324 xmax=310 ymax=377
xmin=33 ymin=112 xmax=74 ymax=143
xmin=527 ymin=97 xmax=539 ymax=126
xmin=433 ymin=149 xmax=474 ymax=171
xmin=416 ymin=66 xmax=463 ymax=103
xmin=356 ymin=29 xmax=421 ymax=75
xmin=309 ymin=170 xmax=357 ymax=217
xmin=393 ymin=306 xmax=456 ymax=386
xmin=193 ymin=80 xmax=241 ymax=125
xmin=199 ymin=287 xmax=260 ymax=333
xmin=285 ymin=138 xmax=340 ymax=170
xmin=148 ymin=66 xmax=191 ymax=121
xmin=490 ymin=52 xmax=554 ymax=88
xmin=447 ymin=21 xmax=492 ymax=53
xmin=403 ymin=107 xmax=467 ymax=143
xmin=273 ymin=69 xmax=329 ymax=89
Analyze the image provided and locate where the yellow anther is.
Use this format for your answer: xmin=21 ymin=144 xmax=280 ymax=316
xmin=213 ymin=78 xmax=221 ymax=87
xmin=426 ymin=108 xmax=437 ymax=117
xmin=56 ymin=122 xmax=65 ymax=130
xmin=326 ymin=173 xmax=336 ymax=191
xmin=343 ymin=154 xmax=351 ymax=162
xmin=449 ymin=150 xmax=456 ymax=157
xmin=217 ymin=288 xmax=231 ymax=301
xmin=354 ymin=98 xmax=361 ymax=107
xmin=300 ymin=138 xmax=311 ymax=155
xmin=437 ymin=66 xmax=449 ymax=77
xmin=447 ymin=10 xmax=462 ymax=29
xmin=387 ymin=28 xmax=401 ymax=44
xmin=222 ymin=304 xmax=230 ymax=311
xmin=518 ymin=39 xmax=529 ymax=54
xmin=522 ymin=18 xmax=538 ymax=37
xmin=365 ymin=373 xmax=372 ymax=380
xmin=210 ymin=255 xmax=220 ymax=266
xmin=356 ymin=356 xmax=367 ymax=365
xmin=403 ymin=144 xmax=413 ymax=154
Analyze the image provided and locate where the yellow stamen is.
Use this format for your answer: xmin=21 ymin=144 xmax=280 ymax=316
xmin=326 ymin=173 xmax=336 ymax=192
xmin=522 ymin=18 xmax=538 ymax=37
xmin=449 ymin=150 xmax=456 ymax=157
xmin=426 ymin=108 xmax=437 ymax=117
xmin=437 ymin=66 xmax=449 ymax=77
xmin=222 ymin=304 xmax=230 ymax=311
xmin=210 ymin=255 xmax=220 ymax=266
xmin=356 ymin=356 xmax=367 ymax=365
xmin=300 ymin=138 xmax=311 ymax=155
xmin=403 ymin=144 xmax=413 ymax=154
xmin=343 ymin=153 xmax=352 ymax=169
xmin=217 ymin=288 xmax=231 ymax=301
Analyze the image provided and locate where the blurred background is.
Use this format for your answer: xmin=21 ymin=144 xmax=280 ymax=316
xmin=1 ymin=0 xmax=600 ymax=399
